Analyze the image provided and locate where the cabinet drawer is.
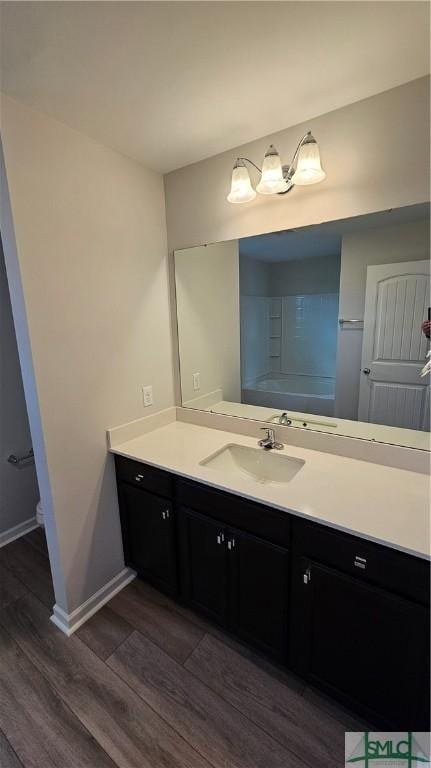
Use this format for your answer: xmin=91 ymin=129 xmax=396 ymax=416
xmin=177 ymin=479 xmax=290 ymax=548
xmin=115 ymin=455 xmax=174 ymax=498
xmin=293 ymin=518 xmax=430 ymax=605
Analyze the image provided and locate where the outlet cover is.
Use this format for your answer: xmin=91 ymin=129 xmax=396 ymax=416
xmin=142 ymin=385 xmax=153 ymax=407
xmin=192 ymin=372 xmax=201 ymax=391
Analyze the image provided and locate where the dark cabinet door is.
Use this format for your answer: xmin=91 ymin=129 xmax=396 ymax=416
xmin=118 ymin=482 xmax=177 ymax=595
xmin=294 ymin=558 xmax=430 ymax=729
xmin=228 ymin=528 xmax=289 ymax=662
xmin=178 ymin=507 xmax=228 ymax=626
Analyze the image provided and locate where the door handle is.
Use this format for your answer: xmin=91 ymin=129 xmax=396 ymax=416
xmin=162 ymin=510 xmax=170 ymax=521
xmin=303 ymin=568 xmax=311 ymax=585
xmin=362 ymin=368 xmax=370 ymax=375
xmin=227 ymin=538 xmax=236 ymax=550
xmin=216 ymin=532 xmax=225 ymax=545
xmin=134 ymin=473 xmax=145 ymax=482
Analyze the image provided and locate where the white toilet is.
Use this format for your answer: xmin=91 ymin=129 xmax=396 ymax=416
xmin=36 ymin=500 xmax=44 ymax=527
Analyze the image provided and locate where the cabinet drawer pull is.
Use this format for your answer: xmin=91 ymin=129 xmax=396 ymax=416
xmin=354 ymin=556 xmax=367 ymax=570
xmin=303 ymin=568 xmax=311 ymax=585
xmin=162 ymin=510 xmax=170 ymax=521
xmin=227 ymin=538 xmax=236 ymax=550
xmin=134 ymin=474 xmax=145 ymax=482
xmin=216 ymin=532 xmax=225 ymax=545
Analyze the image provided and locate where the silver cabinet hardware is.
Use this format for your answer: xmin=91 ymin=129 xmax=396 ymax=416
xmin=303 ymin=568 xmax=311 ymax=585
xmin=216 ymin=532 xmax=225 ymax=545
xmin=354 ymin=556 xmax=367 ymax=569
xmin=162 ymin=510 xmax=170 ymax=521
xmin=228 ymin=538 xmax=236 ymax=550
xmin=134 ymin=474 xmax=145 ymax=482
xmin=362 ymin=368 xmax=370 ymax=375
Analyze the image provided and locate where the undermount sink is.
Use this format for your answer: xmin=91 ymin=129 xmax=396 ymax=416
xmin=200 ymin=443 xmax=305 ymax=485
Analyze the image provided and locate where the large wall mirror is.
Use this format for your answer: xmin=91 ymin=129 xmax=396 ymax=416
xmin=174 ymin=203 xmax=430 ymax=450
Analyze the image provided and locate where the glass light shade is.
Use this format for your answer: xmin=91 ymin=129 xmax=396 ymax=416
xmin=227 ymin=160 xmax=256 ymax=204
xmin=256 ymin=145 xmax=288 ymax=195
xmin=291 ymin=135 xmax=326 ymax=185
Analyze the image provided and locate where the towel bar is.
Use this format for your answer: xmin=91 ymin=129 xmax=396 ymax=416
xmin=338 ymin=318 xmax=364 ymax=327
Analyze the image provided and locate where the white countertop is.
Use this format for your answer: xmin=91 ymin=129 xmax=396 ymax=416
xmin=111 ymin=421 xmax=430 ymax=560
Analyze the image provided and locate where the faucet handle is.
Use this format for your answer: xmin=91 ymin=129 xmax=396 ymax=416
xmin=258 ymin=426 xmax=283 ymax=450
xmin=260 ymin=427 xmax=274 ymax=440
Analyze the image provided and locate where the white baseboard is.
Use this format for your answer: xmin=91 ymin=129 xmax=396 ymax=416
xmin=50 ymin=567 xmax=136 ymax=636
xmin=0 ymin=516 xmax=39 ymax=549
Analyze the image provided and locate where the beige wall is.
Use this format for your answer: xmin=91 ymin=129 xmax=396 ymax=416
xmin=175 ymin=241 xmax=240 ymax=404
xmin=0 ymin=238 xmax=39 ymax=536
xmin=1 ymin=95 xmax=174 ymax=614
xmin=335 ymin=217 xmax=430 ymax=420
xmin=164 ymin=78 xmax=429 ymax=251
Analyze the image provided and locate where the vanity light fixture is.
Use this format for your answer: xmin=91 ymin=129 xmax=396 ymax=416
xmin=227 ymin=131 xmax=325 ymax=204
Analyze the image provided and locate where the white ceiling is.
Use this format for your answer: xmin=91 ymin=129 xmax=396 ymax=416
xmin=240 ymin=229 xmax=342 ymax=262
xmin=1 ymin=2 xmax=429 ymax=173
xmin=240 ymin=203 xmax=430 ymax=262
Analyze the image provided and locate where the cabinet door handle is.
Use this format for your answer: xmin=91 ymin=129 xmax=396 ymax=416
xmin=354 ymin=556 xmax=367 ymax=569
xmin=227 ymin=538 xmax=236 ymax=550
xmin=162 ymin=510 xmax=170 ymax=521
xmin=303 ymin=568 xmax=311 ymax=585
xmin=216 ymin=532 xmax=224 ymax=545
xmin=134 ymin=474 xmax=145 ymax=482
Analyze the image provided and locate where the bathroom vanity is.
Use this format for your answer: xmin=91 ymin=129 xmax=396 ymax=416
xmin=111 ymin=420 xmax=430 ymax=731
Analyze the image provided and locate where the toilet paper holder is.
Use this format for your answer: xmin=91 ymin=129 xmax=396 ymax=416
xmin=7 ymin=448 xmax=34 ymax=467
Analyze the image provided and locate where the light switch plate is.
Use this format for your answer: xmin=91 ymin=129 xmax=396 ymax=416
xmin=192 ymin=372 xmax=201 ymax=391
xmin=142 ymin=385 xmax=153 ymax=407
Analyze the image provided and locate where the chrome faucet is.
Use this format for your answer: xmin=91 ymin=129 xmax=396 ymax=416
xmin=279 ymin=412 xmax=292 ymax=426
xmin=258 ymin=428 xmax=283 ymax=451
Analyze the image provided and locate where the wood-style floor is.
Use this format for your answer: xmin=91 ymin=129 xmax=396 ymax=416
xmin=0 ymin=529 xmax=370 ymax=768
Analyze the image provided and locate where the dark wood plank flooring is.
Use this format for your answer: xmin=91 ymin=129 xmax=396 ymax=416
xmin=0 ymin=729 xmax=24 ymax=768
xmin=0 ymin=529 xmax=371 ymax=768
xmin=0 ymin=536 xmax=54 ymax=608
